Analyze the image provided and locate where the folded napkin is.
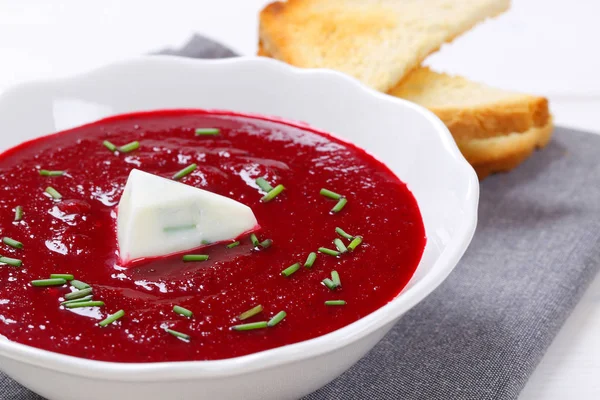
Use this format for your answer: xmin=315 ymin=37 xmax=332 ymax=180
xmin=2 ymin=35 xmax=599 ymax=400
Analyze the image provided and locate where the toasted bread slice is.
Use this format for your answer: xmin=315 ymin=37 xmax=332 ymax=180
xmin=259 ymin=0 xmax=510 ymax=93
xmin=389 ymin=67 xmax=551 ymax=141
xmin=388 ymin=67 xmax=552 ymax=178
xmin=457 ymin=120 xmax=553 ymax=179
xmin=258 ymin=45 xmax=553 ymax=179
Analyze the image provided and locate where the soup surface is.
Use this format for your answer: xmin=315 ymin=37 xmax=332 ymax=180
xmin=0 ymin=110 xmax=425 ymax=362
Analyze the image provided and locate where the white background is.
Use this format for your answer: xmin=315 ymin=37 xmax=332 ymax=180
xmin=1 ymin=0 xmax=599 ymax=398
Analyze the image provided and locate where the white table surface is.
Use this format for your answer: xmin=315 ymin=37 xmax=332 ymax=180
xmin=1 ymin=1 xmax=599 ymax=398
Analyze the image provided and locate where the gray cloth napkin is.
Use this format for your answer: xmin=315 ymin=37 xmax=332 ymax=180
xmin=3 ymin=35 xmax=600 ymax=400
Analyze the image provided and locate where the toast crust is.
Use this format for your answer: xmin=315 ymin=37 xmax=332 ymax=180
xmin=432 ymin=98 xmax=550 ymax=141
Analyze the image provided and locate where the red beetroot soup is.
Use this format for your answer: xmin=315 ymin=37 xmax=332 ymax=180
xmin=0 ymin=110 xmax=425 ymax=362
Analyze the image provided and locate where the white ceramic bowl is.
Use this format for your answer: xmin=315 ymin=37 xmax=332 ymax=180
xmin=0 ymin=56 xmax=479 ymax=400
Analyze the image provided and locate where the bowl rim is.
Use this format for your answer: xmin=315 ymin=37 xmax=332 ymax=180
xmin=0 ymin=55 xmax=479 ymax=380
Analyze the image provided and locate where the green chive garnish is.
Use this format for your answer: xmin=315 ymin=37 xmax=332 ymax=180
xmin=318 ymin=247 xmax=340 ymax=257
xmin=348 ymin=236 xmax=363 ymax=251
xmin=182 ymin=254 xmax=209 ymax=262
xmin=281 ymin=263 xmax=301 ymax=277
xmin=260 ymin=239 xmax=272 ymax=249
xmin=231 ymin=321 xmax=268 ymax=331
xmin=335 ymin=227 xmax=354 ymax=240
xmin=331 ymin=197 xmax=348 ymax=214
xmin=61 ymin=295 xmax=94 ymax=305
xmin=118 ymin=141 xmax=139 ymax=153
xmin=50 ymin=274 xmax=74 ymax=281
xmin=201 ymin=240 xmax=211 ymax=245
xmin=163 ymin=224 xmax=196 ymax=233
xmin=256 ymin=177 xmax=274 ymax=192
xmin=227 ymin=241 xmax=240 ymax=248
xmin=333 ymin=238 xmax=347 ymax=253
xmin=3 ymin=237 xmax=23 ymax=249
xmin=267 ymin=311 xmax=287 ymax=327
xmin=64 ymin=287 xmax=93 ymax=300
xmin=0 ymin=257 xmax=22 ymax=267
xmin=70 ymin=280 xmax=90 ymax=290
xmin=331 ymin=270 xmax=341 ymax=287
xmin=195 ymin=128 xmax=220 ymax=136
xmin=261 ymin=184 xmax=285 ymax=202
xmin=65 ymin=301 xmax=105 ymax=309
xmin=239 ymin=304 xmax=263 ymax=320
xmin=14 ymin=206 xmax=23 ymax=221
xmin=173 ymin=305 xmax=193 ymax=318
xmin=31 ymin=278 xmax=67 ymax=287
xmin=166 ymin=328 xmax=191 ymax=341
xmin=172 ymin=163 xmax=198 ymax=180
xmin=103 ymin=140 xmax=117 ymax=152
xmin=39 ymin=170 xmax=64 ymax=177
xmin=322 ymin=278 xmax=337 ymax=291
xmin=45 ymin=186 xmax=62 ymax=200
xmin=325 ymin=300 xmax=346 ymax=306
xmin=320 ymin=188 xmax=341 ymax=200
xmin=250 ymin=233 xmax=260 ymax=247
xmin=99 ymin=310 xmax=125 ymax=327
xmin=304 ymin=252 xmax=317 ymax=268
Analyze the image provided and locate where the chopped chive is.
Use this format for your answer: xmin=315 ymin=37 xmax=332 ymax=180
xmin=99 ymin=310 xmax=125 ymax=327
xmin=50 ymin=274 xmax=74 ymax=281
xmin=318 ymin=247 xmax=340 ymax=257
xmin=14 ymin=206 xmax=23 ymax=221
xmin=31 ymin=278 xmax=67 ymax=287
xmin=103 ymin=140 xmax=117 ymax=152
xmin=64 ymin=287 xmax=93 ymax=300
xmin=118 ymin=141 xmax=140 ymax=153
xmin=250 ymin=234 xmax=271 ymax=250
xmin=0 ymin=257 xmax=22 ymax=267
xmin=260 ymin=239 xmax=273 ymax=249
xmin=173 ymin=305 xmax=193 ymax=318
xmin=322 ymin=278 xmax=337 ymax=291
xmin=166 ymin=328 xmax=191 ymax=341
xmin=334 ymin=238 xmax=348 ymax=253
xmin=256 ymin=177 xmax=274 ymax=192
xmin=182 ymin=254 xmax=209 ymax=262
xmin=320 ymin=188 xmax=341 ymax=200
xmin=231 ymin=321 xmax=268 ymax=331
xmin=70 ymin=280 xmax=90 ymax=290
xmin=331 ymin=270 xmax=341 ymax=287
xmin=227 ymin=241 xmax=240 ymax=249
xmin=39 ymin=170 xmax=64 ymax=177
xmin=195 ymin=128 xmax=220 ymax=136
xmin=261 ymin=184 xmax=286 ymax=202
xmin=172 ymin=163 xmax=198 ymax=180
xmin=163 ymin=224 xmax=196 ymax=233
xmin=239 ymin=304 xmax=263 ymax=321
xmin=325 ymin=300 xmax=346 ymax=306
xmin=304 ymin=252 xmax=317 ymax=268
xmin=61 ymin=295 xmax=94 ymax=305
xmin=267 ymin=311 xmax=287 ymax=327
xmin=3 ymin=237 xmax=23 ymax=249
xmin=201 ymin=239 xmax=211 ymax=245
xmin=281 ymin=262 xmax=301 ymax=277
xmin=331 ymin=197 xmax=348 ymax=214
xmin=335 ymin=227 xmax=354 ymax=240
xmin=65 ymin=300 xmax=105 ymax=309
xmin=45 ymin=186 xmax=62 ymax=200
xmin=348 ymin=236 xmax=363 ymax=251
